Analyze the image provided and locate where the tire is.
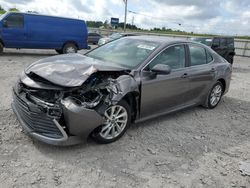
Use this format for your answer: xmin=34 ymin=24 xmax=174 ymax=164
xmin=55 ymin=49 xmax=63 ymax=54
xmin=0 ymin=42 xmax=3 ymax=54
xmin=206 ymin=81 xmax=224 ymax=109
xmin=92 ymin=100 xmax=131 ymax=144
xmin=62 ymin=42 xmax=77 ymax=54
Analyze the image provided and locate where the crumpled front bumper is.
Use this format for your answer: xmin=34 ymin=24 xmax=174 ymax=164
xmin=12 ymin=90 xmax=105 ymax=146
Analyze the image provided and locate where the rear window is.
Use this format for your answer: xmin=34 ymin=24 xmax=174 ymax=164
xmin=189 ymin=45 xmax=207 ymax=66
xmin=206 ymin=50 xmax=213 ymax=63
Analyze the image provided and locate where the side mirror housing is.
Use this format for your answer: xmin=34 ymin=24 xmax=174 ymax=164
xmin=151 ymin=64 xmax=171 ymax=75
xmin=3 ymin=20 xmax=8 ymax=28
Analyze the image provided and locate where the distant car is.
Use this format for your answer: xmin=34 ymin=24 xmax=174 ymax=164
xmin=88 ymin=33 xmax=102 ymax=45
xmin=0 ymin=12 xmax=88 ymax=54
xmin=190 ymin=37 xmax=235 ymax=64
xmin=12 ymin=36 xmax=232 ymax=145
xmin=98 ymin=33 xmax=136 ymax=46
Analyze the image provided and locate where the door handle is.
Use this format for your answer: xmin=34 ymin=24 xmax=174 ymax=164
xmin=181 ymin=73 xmax=188 ymax=78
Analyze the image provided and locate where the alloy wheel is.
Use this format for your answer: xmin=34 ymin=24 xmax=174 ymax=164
xmin=100 ymin=105 xmax=128 ymax=140
xmin=210 ymin=84 xmax=222 ymax=107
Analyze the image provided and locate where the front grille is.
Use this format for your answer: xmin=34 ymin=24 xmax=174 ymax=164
xmin=13 ymin=92 xmax=63 ymax=139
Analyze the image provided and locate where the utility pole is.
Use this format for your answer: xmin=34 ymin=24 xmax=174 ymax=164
xmin=123 ymin=0 xmax=127 ymax=32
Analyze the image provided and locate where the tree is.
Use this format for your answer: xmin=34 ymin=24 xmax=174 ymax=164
xmin=0 ymin=5 xmax=6 ymax=14
xmin=9 ymin=7 xmax=19 ymax=12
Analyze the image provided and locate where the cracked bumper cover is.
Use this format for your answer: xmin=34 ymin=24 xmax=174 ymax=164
xmin=12 ymin=92 xmax=105 ymax=146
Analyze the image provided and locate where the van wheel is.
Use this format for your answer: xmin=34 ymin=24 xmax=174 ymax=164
xmin=0 ymin=43 xmax=3 ymax=54
xmin=62 ymin=43 xmax=77 ymax=54
xmin=55 ymin=49 xmax=63 ymax=54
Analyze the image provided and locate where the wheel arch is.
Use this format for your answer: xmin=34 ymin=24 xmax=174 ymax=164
xmin=217 ymin=78 xmax=226 ymax=93
xmin=62 ymin=41 xmax=79 ymax=50
xmin=121 ymin=91 xmax=140 ymax=122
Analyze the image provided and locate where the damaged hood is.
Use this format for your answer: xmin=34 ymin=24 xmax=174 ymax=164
xmin=25 ymin=54 xmax=129 ymax=87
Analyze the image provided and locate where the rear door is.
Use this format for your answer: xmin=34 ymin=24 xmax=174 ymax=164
xmin=1 ymin=13 xmax=27 ymax=48
xmin=184 ymin=44 xmax=215 ymax=103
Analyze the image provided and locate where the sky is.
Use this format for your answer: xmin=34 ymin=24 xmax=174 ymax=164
xmin=0 ymin=0 xmax=250 ymax=36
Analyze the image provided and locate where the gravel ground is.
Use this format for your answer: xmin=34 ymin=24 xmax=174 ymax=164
xmin=0 ymin=48 xmax=250 ymax=188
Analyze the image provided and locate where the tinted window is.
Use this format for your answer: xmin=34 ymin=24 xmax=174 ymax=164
xmin=213 ymin=38 xmax=220 ymax=46
xmin=189 ymin=45 xmax=207 ymax=66
xmin=148 ymin=45 xmax=185 ymax=70
xmin=206 ymin=50 xmax=213 ymax=63
xmin=227 ymin=38 xmax=234 ymax=48
xmin=5 ymin=14 xmax=24 ymax=28
xmin=220 ymin=38 xmax=227 ymax=47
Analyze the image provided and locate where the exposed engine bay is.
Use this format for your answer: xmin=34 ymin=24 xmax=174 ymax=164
xmin=19 ymin=71 xmax=129 ymax=119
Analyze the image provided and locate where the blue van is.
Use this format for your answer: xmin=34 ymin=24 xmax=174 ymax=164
xmin=0 ymin=12 xmax=88 ymax=54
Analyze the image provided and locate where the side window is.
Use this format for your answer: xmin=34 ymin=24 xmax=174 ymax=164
xmin=213 ymin=38 xmax=220 ymax=47
xmin=227 ymin=38 xmax=234 ymax=48
xmin=189 ymin=45 xmax=207 ymax=66
xmin=5 ymin=14 xmax=24 ymax=28
xmin=148 ymin=45 xmax=185 ymax=70
xmin=206 ymin=50 xmax=213 ymax=63
xmin=220 ymin=38 xmax=227 ymax=47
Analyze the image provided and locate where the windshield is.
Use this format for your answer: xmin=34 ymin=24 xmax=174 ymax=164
xmin=87 ymin=38 xmax=160 ymax=68
xmin=190 ymin=38 xmax=213 ymax=46
xmin=0 ymin=12 xmax=7 ymax=20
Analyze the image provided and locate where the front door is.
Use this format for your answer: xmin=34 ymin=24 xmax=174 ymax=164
xmin=2 ymin=13 xmax=27 ymax=48
xmin=140 ymin=44 xmax=190 ymax=119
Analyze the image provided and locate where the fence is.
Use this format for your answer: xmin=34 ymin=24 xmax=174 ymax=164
xmin=88 ymin=28 xmax=250 ymax=57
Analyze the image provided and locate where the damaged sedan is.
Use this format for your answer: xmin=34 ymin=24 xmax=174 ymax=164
xmin=12 ymin=36 xmax=232 ymax=145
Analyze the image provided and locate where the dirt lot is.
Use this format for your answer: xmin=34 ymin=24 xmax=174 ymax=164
xmin=0 ymin=48 xmax=250 ymax=188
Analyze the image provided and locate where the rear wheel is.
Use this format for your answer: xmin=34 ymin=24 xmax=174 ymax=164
xmin=62 ymin=43 xmax=77 ymax=54
xmin=92 ymin=100 xmax=131 ymax=144
xmin=206 ymin=81 xmax=224 ymax=109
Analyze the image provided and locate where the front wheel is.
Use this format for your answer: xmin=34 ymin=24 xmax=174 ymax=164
xmin=92 ymin=100 xmax=131 ymax=144
xmin=62 ymin=43 xmax=77 ymax=54
xmin=206 ymin=82 xmax=224 ymax=109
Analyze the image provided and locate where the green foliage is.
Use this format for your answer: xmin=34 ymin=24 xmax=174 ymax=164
xmin=0 ymin=5 xmax=6 ymax=14
xmin=9 ymin=8 xmax=19 ymax=12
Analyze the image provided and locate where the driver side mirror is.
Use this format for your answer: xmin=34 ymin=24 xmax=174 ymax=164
xmin=151 ymin=64 xmax=171 ymax=75
xmin=3 ymin=20 xmax=8 ymax=28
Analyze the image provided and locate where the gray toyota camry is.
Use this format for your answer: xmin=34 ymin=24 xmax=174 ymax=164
xmin=12 ymin=36 xmax=232 ymax=145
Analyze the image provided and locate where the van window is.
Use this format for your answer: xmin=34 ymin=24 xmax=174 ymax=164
xmin=5 ymin=14 xmax=24 ymax=28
